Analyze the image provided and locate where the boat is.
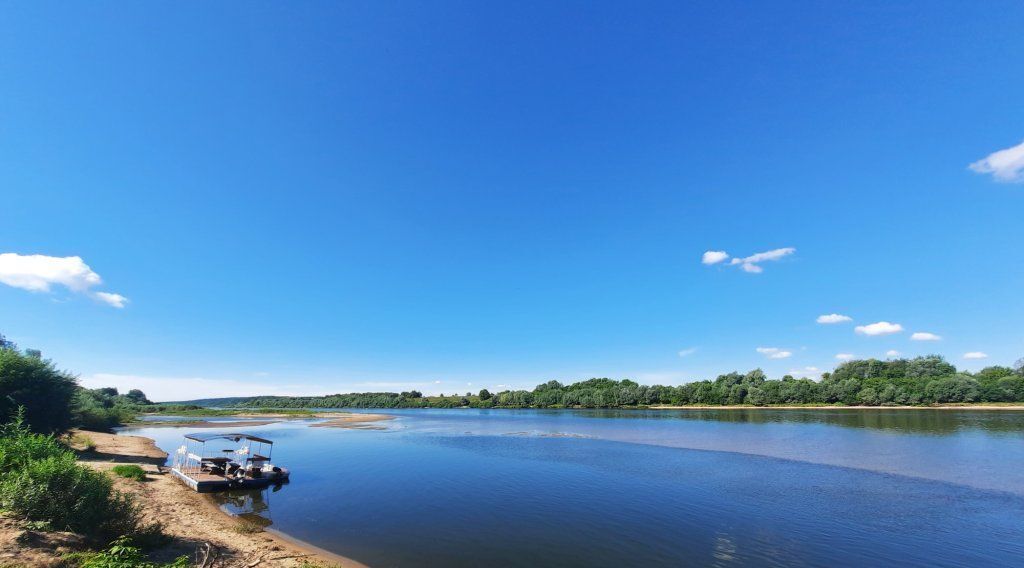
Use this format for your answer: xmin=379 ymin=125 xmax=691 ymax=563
xmin=169 ymin=432 xmax=290 ymax=492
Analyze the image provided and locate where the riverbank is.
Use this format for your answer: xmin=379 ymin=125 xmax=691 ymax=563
xmin=85 ymin=429 xmax=366 ymax=567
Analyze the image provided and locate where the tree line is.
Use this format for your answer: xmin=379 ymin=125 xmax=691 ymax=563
xmin=232 ymin=355 xmax=1024 ymax=410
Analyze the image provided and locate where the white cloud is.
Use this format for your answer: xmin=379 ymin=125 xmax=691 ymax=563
xmin=817 ymin=313 xmax=852 ymax=324
xmin=0 ymin=253 xmax=127 ymax=308
xmin=677 ymin=347 xmax=698 ymax=358
xmin=963 ymin=352 xmax=988 ymax=360
xmin=705 ymin=247 xmax=795 ymax=274
xmin=910 ymin=332 xmax=942 ymax=341
xmin=701 ymin=251 xmax=729 ymax=265
xmin=969 ymin=140 xmax=1024 ymax=183
xmin=94 ymin=292 xmax=128 ymax=308
xmin=788 ymin=366 xmax=821 ymax=379
xmin=886 ymin=350 xmax=901 ymax=357
xmin=742 ymin=248 xmax=797 ymax=264
xmin=835 ymin=353 xmax=855 ymax=361
xmin=854 ymin=321 xmax=903 ymax=336
xmin=738 ymin=261 xmax=763 ymax=273
xmin=756 ymin=347 xmax=792 ymax=359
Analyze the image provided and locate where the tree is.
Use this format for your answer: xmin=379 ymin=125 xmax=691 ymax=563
xmin=124 ymin=389 xmax=151 ymax=405
xmin=0 ymin=349 xmax=78 ymax=434
xmin=478 ymin=389 xmax=492 ymax=400
xmin=0 ymin=333 xmax=15 ymax=351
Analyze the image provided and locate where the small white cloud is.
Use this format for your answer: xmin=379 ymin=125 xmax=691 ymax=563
xmin=743 ymin=248 xmax=797 ymax=264
xmin=93 ymin=291 xmax=128 ymax=308
xmin=835 ymin=353 xmax=855 ymax=361
xmin=702 ymin=251 xmax=729 ymax=265
xmin=677 ymin=347 xmax=698 ymax=358
xmin=434 ymin=380 xmax=442 ymax=384
xmin=739 ymin=262 xmax=763 ymax=273
xmin=969 ymin=140 xmax=1024 ymax=183
xmin=854 ymin=321 xmax=903 ymax=336
xmin=788 ymin=366 xmax=821 ymax=379
xmin=886 ymin=350 xmax=901 ymax=357
xmin=963 ymin=352 xmax=988 ymax=359
xmin=910 ymin=332 xmax=942 ymax=341
xmin=0 ymin=253 xmax=127 ymax=308
xmin=817 ymin=313 xmax=852 ymax=324
xmin=756 ymin=347 xmax=792 ymax=359
xmin=705 ymin=247 xmax=795 ymax=274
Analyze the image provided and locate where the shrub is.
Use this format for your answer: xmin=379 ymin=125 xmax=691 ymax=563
xmin=72 ymin=434 xmax=97 ymax=452
xmin=0 ymin=349 xmax=78 ymax=434
xmin=74 ymin=535 xmax=187 ymax=568
xmin=0 ymin=414 xmax=150 ymax=543
xmin=111 ymin=464 xmax=146 ymax=481
xmin=73 ymin=390 xmax=137 ymax=432
xmin=0 ymin=411 xmax=70 ymax=474
xmin=0 ymin=453 xmax=143 ymax=541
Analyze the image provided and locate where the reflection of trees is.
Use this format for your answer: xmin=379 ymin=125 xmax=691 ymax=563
xmin=566 ymin=409 xmax=1024 ymax=436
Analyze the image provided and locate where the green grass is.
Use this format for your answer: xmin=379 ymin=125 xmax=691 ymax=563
xmin=65 ymin=536 xmax=187 ymax=568
xmin=110 ymin=465 xmax=146 ymax=481
xmin=71 ymin=434 xmax=97 ymax=452
xmin=232 ymin=518 xmax=265 ymax=534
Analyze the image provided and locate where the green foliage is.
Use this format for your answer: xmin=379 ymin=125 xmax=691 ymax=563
xmin=111 ymin=464 xmax=146 ymax=481
xmin=0 ymin=414 xmax=150 ymax=543
xmin=73 ymin=389 xmax=142 ymax=431
xmin=0 ymin=410 xmax=70 ymax=474
xmin=75 ymin=536 xmax=187 ymax=568
xmin=0 ymin=349 xmax=79 ymax=434
xmin=222 ymin=355 xmax=1024 ymax=409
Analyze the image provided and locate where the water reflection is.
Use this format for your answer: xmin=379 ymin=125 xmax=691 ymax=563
xmin=546 ymin=408 xmax=1024 ymax=436
xmin=213 ymin=485 xmax=283 ymax=528
xmin=122 ymin=410 xmax=1024 ymax=567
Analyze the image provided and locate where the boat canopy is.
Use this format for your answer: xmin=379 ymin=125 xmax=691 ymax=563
xmin=183 ymin=432 xmax=274 ymax=445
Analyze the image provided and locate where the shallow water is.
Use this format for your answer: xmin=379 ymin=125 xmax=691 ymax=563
xmin=124 ymin=409 xmax=1024 ymax=567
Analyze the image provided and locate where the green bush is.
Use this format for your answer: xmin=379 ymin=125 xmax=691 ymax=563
xmin=0 ymin=453 xmax=143 ymax=541
xmin=74 ymin=535 xmax=187 ymax=568
xmin=71 ymin=433 xmax=97 ymax=452
xmin=111 ymin=465 xmax=146 ymax=481
xmin=0 ymin=349 xmax=78 ymax=434
xmin=0 ymin=412 xmax=70 ymax=474
xmin=0 ymin=414 xmax=149 ymax=543
xmin=73 ymin=390 xmax=137 ymax=432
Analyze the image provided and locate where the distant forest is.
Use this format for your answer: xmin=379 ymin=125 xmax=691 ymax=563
xmin=231 ymin=355 xmax=1024 ymax=409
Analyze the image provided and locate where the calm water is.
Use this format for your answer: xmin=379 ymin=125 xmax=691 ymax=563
xmin=124 ymin=409 xmax=1024 ymax=567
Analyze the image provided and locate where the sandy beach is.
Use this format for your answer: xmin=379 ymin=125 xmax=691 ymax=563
xmin=82 ymin=430 xmax=367 ymax=567
xmin=309 ymin=413 xmax=395 ymax=428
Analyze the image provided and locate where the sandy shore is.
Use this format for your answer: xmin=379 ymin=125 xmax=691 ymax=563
xmin=72 ymin=430 xmax=368 ymax=567
xmin=310 ymin=413 xmax=395 ymax=429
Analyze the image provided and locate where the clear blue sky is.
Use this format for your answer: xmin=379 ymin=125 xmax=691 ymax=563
xmin=1 ymin=2 xmax=1022 ymax=400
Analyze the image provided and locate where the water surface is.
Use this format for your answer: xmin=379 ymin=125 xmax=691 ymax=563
xmin=124 ymin=408 xmax=1024 ymax=567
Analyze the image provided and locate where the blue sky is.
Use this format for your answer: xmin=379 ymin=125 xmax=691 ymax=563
xmin=1 ymin=2 xmax=1022 ymax=400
